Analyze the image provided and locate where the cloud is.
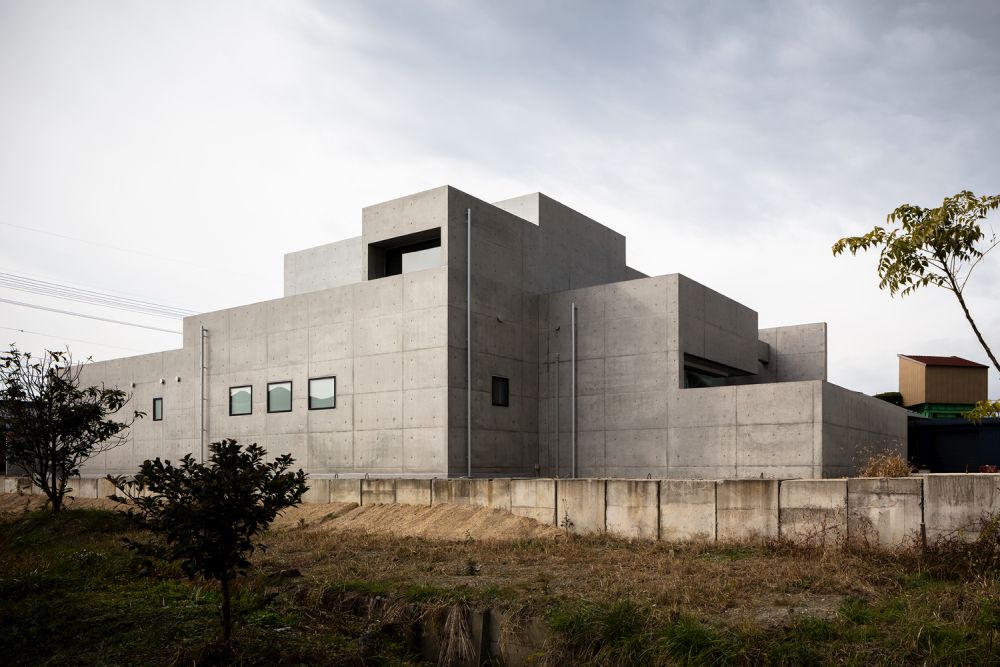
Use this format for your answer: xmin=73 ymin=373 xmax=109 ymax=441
xmin=0 ymin=0 xmax=998 ymax=396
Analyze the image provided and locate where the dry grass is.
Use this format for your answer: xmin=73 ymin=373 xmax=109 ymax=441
xmin=262 ymin=520 xmax=910 ymax=621
xmin=5 ymin=497 xmax=1000 ymax=665
xmin=859 ymin=450 xmax=915 ymax=477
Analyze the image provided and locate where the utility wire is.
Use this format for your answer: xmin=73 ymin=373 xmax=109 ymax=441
xmin=0 ymin=220 xmax=269 ymax=282
xmin=0 ymin=297 xmax=182 ymax=334
xmin=0 ymin=272 xmax=196 ymax=319
xmin=0 ymin=326 xmax=148 ymax=353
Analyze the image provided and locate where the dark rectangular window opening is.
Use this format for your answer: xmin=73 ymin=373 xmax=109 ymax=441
xmin=229 ymin=385 xmax=252 ymax=416
xmin=492 ymin=376 xmax=510 ymax=407
xmin=267 ymin=381 xmax=292 ymax=413
xmin=152 ymin=397 xmax=163 ymax=421
xmin=309 ymin=376 xmax=336 ymax=410
xmin=368 ymin=228 xmax=441 ymax=279
xmin=682 ymin=354 xmax=751 ymax=389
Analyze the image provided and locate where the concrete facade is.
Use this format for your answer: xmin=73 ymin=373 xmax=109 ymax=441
xmin=74 ymin=185 xmax=906 ymax=480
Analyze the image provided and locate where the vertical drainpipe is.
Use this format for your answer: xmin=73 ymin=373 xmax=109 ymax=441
xmin=200 ymin=325 xmax=206 ymax=462
xmin=555 ymin=352 xmax=560 ymax=478
xmin=466 ymin=207 xmax=472 ymax=479
xmin=571 ymin=302 xmax=577 ymax=479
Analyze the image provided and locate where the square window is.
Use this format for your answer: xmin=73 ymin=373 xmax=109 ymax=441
xmin=309 ymin=377 xmax=336 ymax=410
xmin=152 ymin=397 xmax=163 ymax=421
xmin=267 ymin=381 xmax=292 ymax=413
xmin=229 ymin=385 xmax=252 ymax=416
xmin=491 ymin=376 xmax=509 ymax=407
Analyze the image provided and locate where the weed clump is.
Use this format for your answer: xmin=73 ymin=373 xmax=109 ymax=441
xmin=860 ymin=451 xmax=914 ymax=477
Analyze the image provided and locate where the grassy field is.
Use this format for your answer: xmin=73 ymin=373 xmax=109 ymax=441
xmin=2 ymin=504 xmax=1000 ymax=665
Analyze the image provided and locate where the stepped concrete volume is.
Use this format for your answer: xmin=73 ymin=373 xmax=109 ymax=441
xmin=73 ymin=186 xmax=906 ymax=479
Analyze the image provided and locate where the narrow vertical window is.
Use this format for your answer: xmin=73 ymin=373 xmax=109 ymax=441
xmin=267 ymin=381 xmax=292 ymax=413
xmin=491 ymin=376 xmax=509 ymax=407
xmin=152 ymin=397 xmax=163 ymax=421
xmin=309 ymin=377 xmax=336 ymax=410
xmin=229 ymin=385 xmax=252 ymax=416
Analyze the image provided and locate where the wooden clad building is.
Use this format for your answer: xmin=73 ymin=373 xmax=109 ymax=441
xmin=898 ymin=354 xmax=988 ymax=419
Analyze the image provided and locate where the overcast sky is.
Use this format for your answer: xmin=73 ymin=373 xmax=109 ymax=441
xmin=1 ymin=0 xmax=998 ymax=397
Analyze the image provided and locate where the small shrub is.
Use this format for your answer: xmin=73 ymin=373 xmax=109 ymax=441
xmin=860 ymin=451 xmax=914 ymax=477
xmin=110 ymin=439 xmax=308 ymax=651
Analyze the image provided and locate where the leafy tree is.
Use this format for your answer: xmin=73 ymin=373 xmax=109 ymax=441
xmin=109 ymin=439 xmax=308 ymax=649
xmin=965 ymin=400 xmax=1000 ymax=424
xmin=832 ymin=190 xmax=1000 ymax=374
xmin=0 ymin=345 xmax=139 ymax=512
xmin=873 ymin=391 xmax=904 ymax=407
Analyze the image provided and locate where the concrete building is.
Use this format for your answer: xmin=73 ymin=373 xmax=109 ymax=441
xmin=76 ymin=186 xmax=906 ymax=480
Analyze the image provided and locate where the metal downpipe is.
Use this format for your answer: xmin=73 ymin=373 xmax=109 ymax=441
xmin=466 ymin=208 xmax=472 ymax=478
xmin=200 ymin=325 xmax=206 ymax=462
xmin=571 ymin=302 xmax=576 ymax=478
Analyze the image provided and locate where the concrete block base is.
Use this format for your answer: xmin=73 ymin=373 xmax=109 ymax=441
xmin=660 ymin=480 xmax=716 ymax=541
xmin=716 ymin=479 xmax=779 ymax=541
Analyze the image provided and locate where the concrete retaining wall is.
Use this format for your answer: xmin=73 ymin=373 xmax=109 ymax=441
xmin=847 ymin=478 xmax=923 ymax=547
xmin=779 ymin=479 xmax=847 ymax=545
xmin=606 ymin=480 xmax=659 ymax=539
xmin=15 ymin=473 xmax=1000 ymax=548
xmin=303 ymin=478 xmax=331 ymax=505
xmin=395 ymin=479 xmax=432 ymax=506
xmin=329 ymin=479 xmax=362 ymax=504
xmin=362 ymin=479 xmax=396 ymax=505
xmin=717 ymin=480 xmax=779 ymax=541
xmin=556 ymin=479 xmax=606 ymax=535
xmin=510 ymin=479 xmax=556 ymax=525
xmin=922 ymin=474 xmax=1000 ymax=542
xmin=659 ymin=480 xmax=716 ymax=542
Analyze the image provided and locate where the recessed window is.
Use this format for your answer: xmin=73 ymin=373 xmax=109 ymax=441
xmin=229 ymin=385 xmax=252 ymax=416
xmin=267 ymin=381 xmax=292 ymax=413
xmin=152 ymin=397 xmax=163 ymax=421
xmin=309 ymin=376 xmax=336 ymax=410
xmin=368 ymin=228 xmax=441 ymax=279
xmin=684 ymin=368 xmax=726 ymax=388
xmin=492 ymin=376 xmax=510 ymax=407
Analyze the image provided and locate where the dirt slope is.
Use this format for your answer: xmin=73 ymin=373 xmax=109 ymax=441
xmin=273 ymin=502 xmax=562 ymax=541
xmin=0 ymin=493 xmax=560 ymax=541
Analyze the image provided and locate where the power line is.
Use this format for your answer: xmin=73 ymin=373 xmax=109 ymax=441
xmin=0 ymin=272 xmax=197 ymax=319
xmin=0 ymin=326 xmax=149 ymax=353
xmin=0 ymin=220 xmax=269 ymax=282
xmin=0 ymin=297 xmax=182 ymax=334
